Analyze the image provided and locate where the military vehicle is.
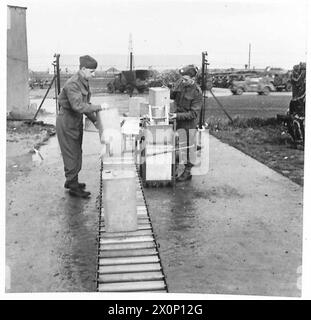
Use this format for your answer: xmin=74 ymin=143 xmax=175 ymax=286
xmin=230 ymin=75 xmax=275 ymax=95
xmin=264 ymin=67 xmax=292 ymax=92
xmin=211 ymin=70 xmax=261 ymax=88
xmin=107 ymin=69 xmax=159 ymax=94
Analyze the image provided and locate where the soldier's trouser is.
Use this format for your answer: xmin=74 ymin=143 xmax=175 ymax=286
xmin=176 ymin=128 xmax=196 ymax=169
xmin=56 ymin=113 xmax=83 ymax=186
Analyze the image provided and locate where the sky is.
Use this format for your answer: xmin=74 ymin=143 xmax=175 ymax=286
xmin=3 ymin=0 xmax=309 ymax=69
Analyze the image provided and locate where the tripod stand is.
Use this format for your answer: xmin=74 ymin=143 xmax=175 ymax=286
xmin=199 ymin=51 xmax=233 ymax=126
xmin=30 ymin=54 xmax=60 ymax=125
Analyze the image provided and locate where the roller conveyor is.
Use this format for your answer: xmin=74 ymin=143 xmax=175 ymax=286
xmin=97 ymin=163 xmax=168 ymax=293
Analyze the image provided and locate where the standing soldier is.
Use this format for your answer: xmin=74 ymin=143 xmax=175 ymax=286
xmin=290 ymin=62 xmax=306 ymax=116
xmin=170 ymin=64 xmax=203 ymax=182
xmin=56 ymin=55 xmax=102 ymax=198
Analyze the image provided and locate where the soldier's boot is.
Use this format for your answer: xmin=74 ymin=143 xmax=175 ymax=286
xmin=68 ymin=187 xmax=91 ymax=198
xmin=64 ymin=181 xmax=86 ymax=189
xmin=176 ymin=165 xmax=192 ymax=182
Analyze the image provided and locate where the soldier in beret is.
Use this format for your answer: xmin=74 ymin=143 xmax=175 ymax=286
xmin=56 ymin=55 xmax=102 ymax=198
xmin=170 ymin=64 xmax=203 ymax=182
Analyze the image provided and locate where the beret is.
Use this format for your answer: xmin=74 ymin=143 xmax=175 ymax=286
xmin=79 ymin=55 xmax=98 ymax=69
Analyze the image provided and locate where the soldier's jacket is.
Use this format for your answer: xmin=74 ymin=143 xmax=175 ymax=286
xmin=291 ymin=69 xmax=306 ymax=102
xmin=170 ymin=79 xmax=203 ymax=129
xmin=58 ymin=71 xmax=98 ymax=134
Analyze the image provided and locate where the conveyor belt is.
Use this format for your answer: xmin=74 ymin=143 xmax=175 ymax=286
xmin=97 ymin=162 xmax=168 ymax=293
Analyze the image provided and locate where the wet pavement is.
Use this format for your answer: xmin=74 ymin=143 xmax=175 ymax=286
xmin=6 ymin=94 xmax=143 ymax=292
xmin=6 ymin=93 xmax=302 ymax=295
xmin=6 ymin=132 xmax=103 ymax=292
xmin=144 ymin=135 xmax=303 ymax=296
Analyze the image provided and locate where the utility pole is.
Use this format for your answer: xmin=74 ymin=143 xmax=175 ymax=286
xmin=128 ymin=33 xmax=134 ymax=71
xmin=248 ymin=43 xmax=251 ymax=69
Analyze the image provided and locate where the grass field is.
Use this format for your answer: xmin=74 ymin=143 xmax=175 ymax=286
xmin=205 ymin=93 xmax=291 ymax=122
xmin=205 ymin=93 xmax=304 ymax=186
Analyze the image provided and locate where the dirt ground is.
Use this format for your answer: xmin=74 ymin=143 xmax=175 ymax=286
xmin=6 ymin=121 xmax=56 ymax=182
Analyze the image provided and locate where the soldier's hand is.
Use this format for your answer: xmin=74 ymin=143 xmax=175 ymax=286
xmin=173 ymin=78 xmax=183 ymax=90
xmin=99 ymin=144 xmax=107 ymax=160
xmin=91 ymin=104 xmax=102 ymax=112
xmin=169 ymin=113 xmax=177 ymax=119
xmin=93 ymin=121 xmax=99 ymax=129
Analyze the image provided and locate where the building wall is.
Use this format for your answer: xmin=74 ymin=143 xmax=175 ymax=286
xmin=7 ymin=6 xmax=33 ymax=119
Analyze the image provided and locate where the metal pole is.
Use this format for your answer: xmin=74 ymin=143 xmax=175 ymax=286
xmin=130 ymin=52 xmax=133 ymax=72
xmin=55 ymin=54 xmax=61 ymax=95
xmin=53 ymin=54 xmax=61 ymax=114
xmin=199 ymin=51 xmax=208 ymax=129
xmin=201 ymin=52 xmax=206 ymax=92
xmin=53 ymin=60 xmax=58 ymax=116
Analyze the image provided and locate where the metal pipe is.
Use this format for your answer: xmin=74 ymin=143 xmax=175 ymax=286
xmin=130 ymin=52 xmax=133 ymax=72
xmin=199 ymin=51 xmax=208 ymax=128
xmin=53 ymin=62 xmax=58 ymax=116
xmin=54 ymin=54 xmax=61 ymax=95
xmin=142 ymin=144 xmax=197 ymax=158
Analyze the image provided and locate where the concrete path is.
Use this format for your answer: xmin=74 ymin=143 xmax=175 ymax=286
xmin=144 ymin=134 xmax=303 ymax=297
xmin=6 ymin=132 xmax=102 ymax=292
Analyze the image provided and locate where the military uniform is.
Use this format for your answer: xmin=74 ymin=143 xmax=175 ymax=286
xmin=171 ymin=79 xmax=203 ymax=129
xmin=289 ymin=63 xmax=306 ymax=116
xmin=170 ymin=77 xmax=203 ymax=176
xmin=56 ymin=70 xmax=99 ymax=188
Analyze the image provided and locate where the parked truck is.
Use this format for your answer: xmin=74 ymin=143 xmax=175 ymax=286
xmin=107 ymin=69 xmax=160 ymax=94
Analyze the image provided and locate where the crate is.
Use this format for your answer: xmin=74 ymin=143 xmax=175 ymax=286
xmin=139 ymin=121 xmax=177 ymax=187
xmin=149 ymin=87 xmax=170 ymax=108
